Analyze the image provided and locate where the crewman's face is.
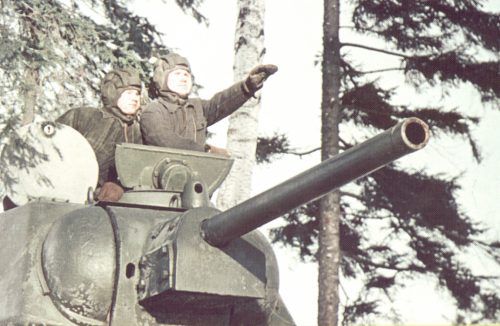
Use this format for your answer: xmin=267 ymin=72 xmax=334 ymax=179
xmin=167 ymin=68 xmax=193 ymax=97
xmin=117 ymin=89 xmax=141 ymax=115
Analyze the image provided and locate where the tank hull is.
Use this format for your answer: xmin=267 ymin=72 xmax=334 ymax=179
xmin=0 ymin=202 xmax=293 ymax=325
xmin=0 ymin=202 xmax=84 ymax=325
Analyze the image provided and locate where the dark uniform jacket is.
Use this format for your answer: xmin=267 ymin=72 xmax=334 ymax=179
xmin=141 ymin=81 xmax=251 ymax=151
xmin=57 ymin=106 xmax=142 ymax=186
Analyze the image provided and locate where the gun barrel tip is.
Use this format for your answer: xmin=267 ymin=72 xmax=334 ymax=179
xmin=401 ymin=117 xmax=430 ymax=149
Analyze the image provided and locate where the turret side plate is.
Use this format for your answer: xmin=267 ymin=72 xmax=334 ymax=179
xmin=115 ymin=143 xmax=233 ymax=196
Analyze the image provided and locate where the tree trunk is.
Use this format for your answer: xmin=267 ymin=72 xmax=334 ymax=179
xmin=21 ymin=67 xmax=38 ymax=125
xmin=216 ymin=0 xmax=265 ymax=210
xmin=318 ymin=0 xmax=341 ymax=325
xmin=21 ymin=16 xmax=39 ymax=125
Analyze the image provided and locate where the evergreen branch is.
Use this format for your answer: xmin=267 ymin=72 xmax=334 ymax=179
xmin=356 ymin=255 xmax=426 ymax=273
xmin=404 ymin=53 xmax=499 ymax=101
xmin=341 ymin=42 xmax=409 ymax=58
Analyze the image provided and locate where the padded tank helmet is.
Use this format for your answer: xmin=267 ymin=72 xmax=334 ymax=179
xmin=152 ymin=53 xmax=191 ymax=93
xmin=101 ymin=68 xmax=141 ymax=108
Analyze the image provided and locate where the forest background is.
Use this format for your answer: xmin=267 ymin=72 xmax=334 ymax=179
xmin=131 ymin=1 xmax=500 ymax=324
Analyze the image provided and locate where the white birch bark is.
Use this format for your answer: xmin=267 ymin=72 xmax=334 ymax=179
xmin=216 ymin=0 xmax=265 ymax=210
xmin=21 ymin=18 xmax=39 ymax=125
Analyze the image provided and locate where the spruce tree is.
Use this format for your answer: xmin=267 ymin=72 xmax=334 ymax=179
xmin=317 ymin=0 xmax=342 ymax=324
xmin=260 ymin=0 xmax=499 ymax=323
xmin=0 ymin=0 xmax=203 ymax=196
xmin=0 ymin=0 xmax=167 ymax=122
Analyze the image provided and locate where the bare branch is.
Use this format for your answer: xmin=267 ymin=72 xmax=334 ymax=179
xmin=286 ymin=147 xmax=321 ymax=157
xmin=358 ymin=67 xmax=405 ymax=74
xmin=341 ymin=42 xmax=409 ymax=58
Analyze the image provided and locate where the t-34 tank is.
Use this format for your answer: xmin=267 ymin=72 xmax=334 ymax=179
xmin=0 ymin=118 xmax=429 ymax=325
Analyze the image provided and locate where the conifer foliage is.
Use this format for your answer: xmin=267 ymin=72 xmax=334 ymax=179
xmin=261 ymin=0 xmax=499 ymax=323
xmin=0 ymin=0 xmax=169 ymax=124
xmin=0 ymin=0 xmax=202 ymax=194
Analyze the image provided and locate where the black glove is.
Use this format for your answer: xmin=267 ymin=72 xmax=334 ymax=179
xmin=244 ymin=64 xmax=278 ymax=95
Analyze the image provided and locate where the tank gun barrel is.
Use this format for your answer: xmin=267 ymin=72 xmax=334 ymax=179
xmin=202 ymin=117 xmax=430 ymax=247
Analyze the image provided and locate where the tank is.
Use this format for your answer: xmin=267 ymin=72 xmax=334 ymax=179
xmin=0 ymin=117 xmax=429 ymax=325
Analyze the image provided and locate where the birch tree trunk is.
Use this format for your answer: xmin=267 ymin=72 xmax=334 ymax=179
xmin=216 ymin=0 xmax=265 ymax=210
xmin=318 ymin=0 xmax=341 ymax=325
xmin=21 ymin=18 xmax=39 ymax=125
xmin=21 ymin=68 xmax=38 ymax=125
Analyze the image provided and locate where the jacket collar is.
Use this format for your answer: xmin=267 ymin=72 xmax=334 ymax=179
xmin=101 ymin=105 xmax=139 ymax=125
xmin=158 ymin=93 xmax=193 ymax=113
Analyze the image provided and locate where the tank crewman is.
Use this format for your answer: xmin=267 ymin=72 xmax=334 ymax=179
xmin=140 ymin=53 xmax=277 ymax=153
xmin=57 ymin=68 xmax=142 ymax=202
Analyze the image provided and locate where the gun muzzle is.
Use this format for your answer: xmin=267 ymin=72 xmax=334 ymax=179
xmin=202 ymin=117 xmax=429 ymax=247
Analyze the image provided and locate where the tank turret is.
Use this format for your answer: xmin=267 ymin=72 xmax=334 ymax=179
xmin=0 ymin=118 xmax=429 ymax=325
